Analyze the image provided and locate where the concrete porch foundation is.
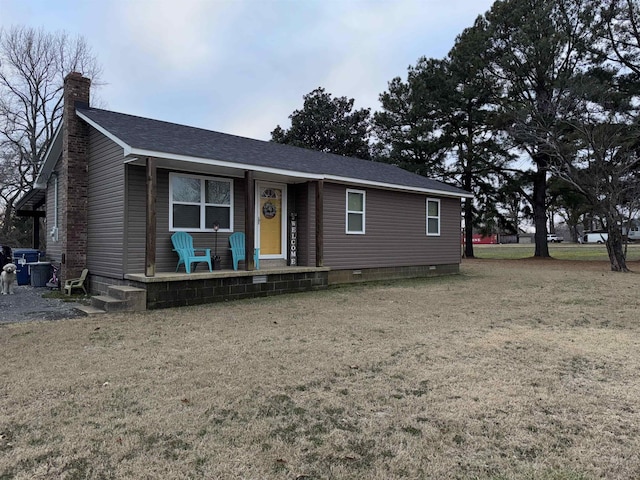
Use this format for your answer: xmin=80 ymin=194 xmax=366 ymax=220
xmin=122 ymin=266 xmax=329 ymax=310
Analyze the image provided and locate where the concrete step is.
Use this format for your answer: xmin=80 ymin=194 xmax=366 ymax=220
xmin=92 ymin=295 xmax=128 ymax=313
xmin=75 ymin=305 xmax=106 ymax=316
xmin=107 ymin=285 xmax=146 ymax=311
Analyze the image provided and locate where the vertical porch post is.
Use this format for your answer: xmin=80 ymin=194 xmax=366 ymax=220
xmin=33 ymin=215 xmax=40 ymax=250
xmin=145 ymin=157 xmax=157 ymax=277
xmin=245 ymin=170 xmax=256 ymax=271
xmin=315 ymin=180 xmax=324 ymax=267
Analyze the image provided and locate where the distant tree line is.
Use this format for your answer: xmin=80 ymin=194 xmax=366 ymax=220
xmin=272 ymin=0 xmax=640 ymax=272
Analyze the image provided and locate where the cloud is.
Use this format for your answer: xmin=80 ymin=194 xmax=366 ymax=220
xmin=303 ymin=0 xmax=496 ymax=115
xmin=112 ymin=0 xmax=241 ymax=72
xmin=222 ymin=105 xmax=286 ymax=141
xmin=198 ymin=0 xmax=497 ymax=137
xmin=1 ymin=0 xmax=498 ymax=140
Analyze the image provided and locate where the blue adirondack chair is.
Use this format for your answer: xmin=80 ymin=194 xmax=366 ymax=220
xmin=229 ymin=232 xmax=260 ymax=270
xmin=171 ymin=232 xmax=212 ymax=274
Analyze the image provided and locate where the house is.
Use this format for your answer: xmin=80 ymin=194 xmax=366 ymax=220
xmin=18 ymin=73 xmax=472 ymax=310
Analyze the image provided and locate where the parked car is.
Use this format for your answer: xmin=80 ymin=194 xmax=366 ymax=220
xmin=546 ymin=234 xmax=563 ymax=243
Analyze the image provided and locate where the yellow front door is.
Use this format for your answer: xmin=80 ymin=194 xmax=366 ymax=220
xmin=259 ymin=185 xmax=283 ymax=256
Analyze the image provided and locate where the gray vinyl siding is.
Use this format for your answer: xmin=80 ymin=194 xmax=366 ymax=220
xmin=125 ymin=168 xmax=245 ymax=274
xmin=291 ymin=182 xmax=315 ymax=267
xmin=87 ymin=129 xmax=125 ymax=277
xmin=44 ymin=156 xmax=63 ymax=262
xmin=323 ymin=182 xmax=461 ymax=269
xmin=126 ymin=166 xmax=171 ymax=274
xmin=123 ymin=174 xmax=461 ymax=274
xmin=124 ymin=165 xmax=146 ymax=273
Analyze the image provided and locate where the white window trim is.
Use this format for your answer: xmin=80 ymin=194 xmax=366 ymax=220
xmin=426 ymin=198 xmax=440 ymax=236
xmin=169 ymin=172 xmax=234 ymax=232
xmin=346 ymin=188 xmax=366 ymax=235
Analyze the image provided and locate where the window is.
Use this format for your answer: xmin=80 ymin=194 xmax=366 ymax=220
xmin=426 ymin=198 xmax=440 ymax=236
xmin=346 ymin=189 xmax=365 ymax=234
xmin=170 ymin=173 xmax=233 ymax=232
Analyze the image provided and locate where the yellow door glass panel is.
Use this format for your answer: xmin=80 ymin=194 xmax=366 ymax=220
xmin=260 ymin=187 xmax=282 ymax=255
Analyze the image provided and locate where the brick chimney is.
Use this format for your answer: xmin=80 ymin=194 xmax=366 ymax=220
xmin=60 ymin=72 xmax=91 ymax=284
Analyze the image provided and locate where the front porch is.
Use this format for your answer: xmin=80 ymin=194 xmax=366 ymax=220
xmin=90 ymin=266 xmax=330 ymax=311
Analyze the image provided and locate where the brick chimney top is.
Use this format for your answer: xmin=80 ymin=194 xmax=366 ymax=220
xmin=63 ymin=72 xmax=91 ymax=109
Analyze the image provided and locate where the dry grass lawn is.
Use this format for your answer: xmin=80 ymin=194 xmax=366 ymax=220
xmin=2 ymin=259 xmax=640 ymax=479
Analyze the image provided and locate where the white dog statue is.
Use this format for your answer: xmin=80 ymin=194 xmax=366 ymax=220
xmin=1 ymin=263 xmax=17 ymax=295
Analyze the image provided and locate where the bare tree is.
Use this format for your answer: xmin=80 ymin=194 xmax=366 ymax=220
xmin=0 ymin=25 xmax=101 ymax=241
xmin=548 ymin=66 xmax=640 ymax=272
xmin=551 ymin=124 xmax=639 ymax=271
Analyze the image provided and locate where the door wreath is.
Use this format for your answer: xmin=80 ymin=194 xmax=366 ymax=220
xmin=262 ymin=201 xmax=277 ymax=219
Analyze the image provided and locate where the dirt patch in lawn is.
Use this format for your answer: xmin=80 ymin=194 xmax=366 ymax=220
xmin=2 ymin=259 xmax=640 ymax=479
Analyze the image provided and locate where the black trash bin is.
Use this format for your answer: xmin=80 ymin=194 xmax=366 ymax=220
xmin=13 ymin=248 xmax=42 ymax=286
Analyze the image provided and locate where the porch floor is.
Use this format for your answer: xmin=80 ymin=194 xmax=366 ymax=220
xmin=124 ymin=265 xmax=330 ymax=283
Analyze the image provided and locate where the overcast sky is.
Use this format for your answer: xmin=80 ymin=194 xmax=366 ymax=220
xmin=2 ymin=0 xmax=495 ymax=140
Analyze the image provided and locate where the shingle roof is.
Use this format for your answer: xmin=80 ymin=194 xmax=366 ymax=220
xmin=77 ymin=106 xmax=470 ymax=197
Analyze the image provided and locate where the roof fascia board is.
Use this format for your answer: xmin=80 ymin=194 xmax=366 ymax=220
xmin=323 ymin=175 xmax=474 ymax=199
xmin=76 ymin=109 xmax=132 ymax=154
xmin=34 ymin=121 xmax=63 ymax=188
xmin=127 ymin=147 xmax=324 ymax=181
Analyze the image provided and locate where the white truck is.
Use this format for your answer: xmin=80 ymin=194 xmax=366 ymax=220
xmin=582 ymin=232 xmax=608 ymax=244
xmin=582 ymin=226 xmax=640 ymax=243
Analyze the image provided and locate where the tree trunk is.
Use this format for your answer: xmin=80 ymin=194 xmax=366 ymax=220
xmin=570 ymin=224 xmax=579 ymax=243
xmin=463 ymin=166 xmax=474 ymax=258
xmin=532 ymin=166 xmax=550 ymax=257
xmin=464 ymin=198 xmax=475 ymax=258
xmin=1 ymin=203 xmax=13 ymax=236
xmin=605 ymin=225 xmax=629 ymax=272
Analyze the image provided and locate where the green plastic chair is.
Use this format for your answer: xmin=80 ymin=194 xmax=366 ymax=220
xmin=229 ymin=232 xmax=260 ymax=270
xmin=171 ymin=232 xmax=212 ymax=274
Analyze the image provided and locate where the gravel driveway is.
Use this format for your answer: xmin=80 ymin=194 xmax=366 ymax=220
xmin=0 ymin=285 xmax=84 ymax=323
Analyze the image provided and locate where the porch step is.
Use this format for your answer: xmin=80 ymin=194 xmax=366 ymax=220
xmin=92 ymin=295 xmax=128 ymax=312
xmin=108 ymin=285 xmax=146 ymax=311
xmin=75 ymin=305 xmax=107 ymax=316
xmin=90 ymin=285 xmax=147 ymax=313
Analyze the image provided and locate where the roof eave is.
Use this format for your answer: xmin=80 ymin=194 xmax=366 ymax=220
xmin=126 ymin=147 xmax=472 ymax=199
xmin=323 ymin=175 xmax=473 ymax=199
xmin=15 ymin=187 xmax=46 ymax=212
xmin=34 ymin=121 xmax=63 ymax=188
xmin=125 ymin=147 xmax=324 ymax=181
